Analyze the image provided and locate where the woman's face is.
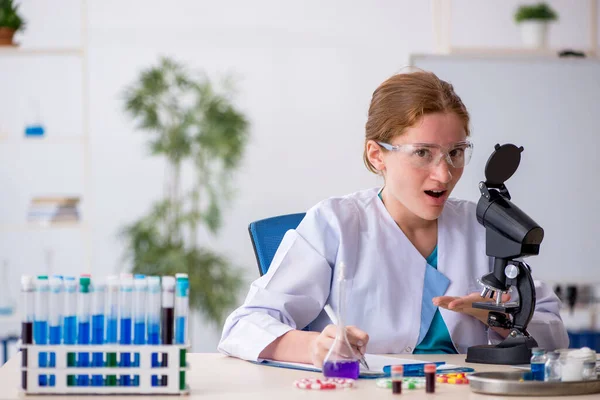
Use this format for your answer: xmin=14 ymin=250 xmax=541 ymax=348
xmin=371 ymin=112 xmax=469 ymax=221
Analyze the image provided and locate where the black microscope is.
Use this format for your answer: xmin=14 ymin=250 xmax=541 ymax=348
xmin=465 ymin=144 xmax=544 ymax=365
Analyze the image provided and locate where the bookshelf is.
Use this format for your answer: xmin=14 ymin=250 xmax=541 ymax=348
xmin=431 ymin=0 xmax=599 ymax=58
xmin=0 ymin=0 xmax=92 ymax=271
xmin=0 ymin=134 xmax=86 ymax=144
xmin=0 ymin=47 xmax=83 ymax=56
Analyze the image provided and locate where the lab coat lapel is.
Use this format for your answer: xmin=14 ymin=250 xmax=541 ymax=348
xmin=437 ymin=203 xmax=489 ymax=353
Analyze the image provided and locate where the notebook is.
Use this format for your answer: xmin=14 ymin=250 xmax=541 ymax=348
xmin=254 ymin=354 xmax=471 ymax=379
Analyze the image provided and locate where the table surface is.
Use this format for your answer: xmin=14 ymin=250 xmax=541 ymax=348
xmin=1 ymin=352 xmax=599 ymax=399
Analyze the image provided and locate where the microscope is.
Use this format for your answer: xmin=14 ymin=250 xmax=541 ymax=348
xmin=465 ymin=144 xmax=544 ymax=365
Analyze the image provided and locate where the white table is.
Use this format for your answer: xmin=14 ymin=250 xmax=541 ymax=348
xmin=1 ymin=352 xmax=599 ymax=399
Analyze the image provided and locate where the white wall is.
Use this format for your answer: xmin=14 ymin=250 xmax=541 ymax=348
xmin=2 ymin=0 xmax=598 ymax=352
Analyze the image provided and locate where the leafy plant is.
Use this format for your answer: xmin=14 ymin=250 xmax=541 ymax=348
xmin=514 ymin=3 xmax=558 ymax=23
xmin=0 ymin=0 xmax=26 ymax=31
xmin=121 ymin=57 xmax=249 ymax=325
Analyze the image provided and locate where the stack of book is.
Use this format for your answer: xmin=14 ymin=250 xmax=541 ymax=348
xmin=27 ymin=196 xmax=80 ymax=225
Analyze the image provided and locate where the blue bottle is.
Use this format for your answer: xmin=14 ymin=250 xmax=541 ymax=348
xmin=530 ymin=348 xmax=547 ymax=381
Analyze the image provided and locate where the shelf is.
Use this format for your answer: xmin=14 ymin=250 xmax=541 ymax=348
xmin=447 ymin=47 xmax=597 ymax=59
xmin=0 ymin=135 xmax=86 ymax=145
xmin=0 ymin=46 xmax=83 ymax=57
xmin=0 ymin=222 xmax=88 ymax=232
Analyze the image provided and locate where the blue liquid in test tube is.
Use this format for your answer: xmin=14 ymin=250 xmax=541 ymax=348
xmin=119 ymin=275 xmax=133 ymax=387
xmin=63 ymin=277 xmax=77 ymax=387
xmin=91 ymin=281 xmax=105 ymax=386
xmin=132 ymin=275 xmax=147 ymax=386
xmin=175 ymin=275 xmax=189 ymax=345
xmin=48 ymin=276 xmax=63 ymax=386
xmin=175 ymin=274 xmax=189 ymax=391
xmin=147 ymin=276 xmax=161 ymax=386
xmin=77 ymin=276 xmax=92 ymax=386
xmin=105 ymin=276 xmax=119 ymax=387
xmin=34 ymin=276 xmax=49 ymax=387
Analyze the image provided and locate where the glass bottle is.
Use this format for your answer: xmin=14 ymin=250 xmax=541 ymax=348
xmin=582 ymin=361 xmax=597 ymax=380
xmin=544 ymin=351 xmax=561 ymax=382
xmin=322 ymin=262 xmax=360 ymax=379
xmin=530 ymin=347 xmax=547 ymax=381
xmin=0 ymin=260 xmax=15 ymax=315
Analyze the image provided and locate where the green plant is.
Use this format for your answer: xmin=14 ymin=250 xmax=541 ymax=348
xmin=514 ymin=3 xmax=558 ymax=23
xmin=0 ymin=0 xmax=25 ymax=31
xmin=121 ymin=57 xmax=250 ymax=325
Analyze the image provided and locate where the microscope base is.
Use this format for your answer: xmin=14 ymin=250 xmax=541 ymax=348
xmin=466 ymin=341 xmax=536 ymax=365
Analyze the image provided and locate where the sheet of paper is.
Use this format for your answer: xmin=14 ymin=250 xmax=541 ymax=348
xmin=259 ymin=353 xmax=459 ymax=377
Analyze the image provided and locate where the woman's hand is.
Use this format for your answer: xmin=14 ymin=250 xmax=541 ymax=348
xmin=310 ymin=324 xmax=369 ymax=367
xmin=432 ymin=292 xmax=511 ymax=325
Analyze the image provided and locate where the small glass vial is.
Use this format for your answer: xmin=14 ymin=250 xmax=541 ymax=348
xmin=530 ymin=347 xmax=547 ymax=381
xmin=582 ymin=361 xmax=597 ymax=380
xmin=544 ymin=351 xmax=561 ymax=382
xmin=424 ymin=363 xmax=436 ymax=393
xmin=391 ymin=365 xmax=403 ymax=394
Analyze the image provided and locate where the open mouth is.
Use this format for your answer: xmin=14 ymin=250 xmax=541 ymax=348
xmin=425 ymin=190 xmax=446 ymax=198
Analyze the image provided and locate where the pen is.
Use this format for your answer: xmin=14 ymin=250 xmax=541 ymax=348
xmin=323 ymin=304 xmax=370 ymax=370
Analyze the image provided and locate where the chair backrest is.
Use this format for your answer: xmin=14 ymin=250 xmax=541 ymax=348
xmin=248 ymin=213 xmax=306 ymax=276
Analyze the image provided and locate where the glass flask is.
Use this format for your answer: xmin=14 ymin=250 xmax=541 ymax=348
xmin=0 ymin=260 xmax=15 ymax=315
xmin=322 ymin=262 xmax=360 ymax=379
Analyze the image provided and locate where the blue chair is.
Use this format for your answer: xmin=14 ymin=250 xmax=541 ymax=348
xmin=248 ymin=213 xmax=306 ymax=276
xmin=1 ymin=335 xmax=18 ymax=365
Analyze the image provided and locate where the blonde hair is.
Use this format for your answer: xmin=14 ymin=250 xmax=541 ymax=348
xmin=363 ymin=71 xmax=470 ymax=173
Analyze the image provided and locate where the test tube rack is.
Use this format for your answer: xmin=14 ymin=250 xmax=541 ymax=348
xmin=20 ymin=342 xmax=189 ymax=395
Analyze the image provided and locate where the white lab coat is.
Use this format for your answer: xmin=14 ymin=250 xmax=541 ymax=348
xmin=218 ymin=188 xmax=569 ymax=361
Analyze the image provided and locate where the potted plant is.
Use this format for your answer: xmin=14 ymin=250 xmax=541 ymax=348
xmin=121 ymin=57 xmax=250 ymax=327
xmin=0 ymin=0 xmax=25 ymax=46
xmin=514 ymin=2 xmax=558 ymax=48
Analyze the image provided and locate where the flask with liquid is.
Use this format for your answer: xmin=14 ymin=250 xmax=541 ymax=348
xmin=24 ymin=99 xmax=45 ymax=137
xmin=322 ymin=262 xmax=360 ymax=379
xmin=530 ymin=348 xmax=547 ymax=381
xmin=0 ymin=260 xmax=15 ymax=315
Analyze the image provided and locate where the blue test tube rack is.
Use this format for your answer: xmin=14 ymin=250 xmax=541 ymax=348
xmin=19 ymin=343 xmax=189 ymax=395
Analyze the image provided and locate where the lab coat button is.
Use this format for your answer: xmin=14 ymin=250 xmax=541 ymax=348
xmin=405 ymin=346 xmax=412 ymax=352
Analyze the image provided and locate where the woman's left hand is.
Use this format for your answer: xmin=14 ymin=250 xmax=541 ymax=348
xmin=432 ymin=292 xmax=511 ymax=325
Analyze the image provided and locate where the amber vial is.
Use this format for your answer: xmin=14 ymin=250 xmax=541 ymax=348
xmin=424 ymin=364 xmax=436 ymax=393
xmin=392 ymin=365 xmax=403 ymax=394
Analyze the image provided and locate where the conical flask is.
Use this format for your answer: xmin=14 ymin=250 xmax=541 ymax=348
xmin=322 ymin=262 xmax=360 ymax=379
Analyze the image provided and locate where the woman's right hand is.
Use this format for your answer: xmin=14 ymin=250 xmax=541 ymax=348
xmin=310 ymin=324 xmax=369 ymax=367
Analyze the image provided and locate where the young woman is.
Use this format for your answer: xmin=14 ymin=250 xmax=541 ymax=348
xmin=218 ymin=71 xmax=569 ymax=367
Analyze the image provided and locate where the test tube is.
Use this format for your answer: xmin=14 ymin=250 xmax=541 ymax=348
xmin=424 ymin=364 xmax=436 ymax=393
xmin=119 ymin=275 xmax=133 ymax=387
xmin=77 ymin=276 xmax=91 ymax=386
xmin=21 ymin=275 xmax=34 ymax=390
xmin=105 ymin=276 xmax=119 ymax=387
xmin=63 ymin=277 xmax=77 ymax=386
xmin=34 ymin=275 xmax=49 ymax=387
xmin=147 ymin=276 xmax=161 ymax=387
xmin=48 ymin=275 xmax=63 ymax=387
xmin=133 ymin=275 xmax=147 ymax=386
xmin=161 ymin=276 xmax=175 ymax=387
xmin=175 ymin=275 xmax=189 ymax=391
xmin=392 ymin=365 xmax=403 ymax=394
xmin=91 ymin=281 xmax=105 ymax=386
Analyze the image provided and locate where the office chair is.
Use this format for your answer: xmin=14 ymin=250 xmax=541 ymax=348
xmin=248 ymin=213 xmax=306 ymax=276
xmin=1 ymin=335 xmax=18 ymax=365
